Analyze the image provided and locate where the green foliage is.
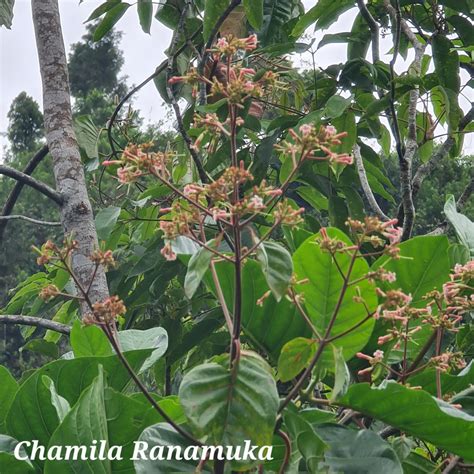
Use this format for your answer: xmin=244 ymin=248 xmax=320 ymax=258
xmin=69 ymin=23 xmax=124 ymax=98
xmin=7 ymin=92 xmax=43 ymax=153
xmin=3 ymin=0 xmax=474 ymax=471
xmin=340 ymin=381 xmax=474 ymax=462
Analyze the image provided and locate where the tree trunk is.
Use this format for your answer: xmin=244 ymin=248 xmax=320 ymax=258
xmin=31 ymin=0 xmax=109 ymax=313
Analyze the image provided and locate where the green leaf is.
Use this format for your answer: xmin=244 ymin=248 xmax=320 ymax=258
xmin=6 ymin=352 xmax=154 ymax=461
xmin=85 ymin=0 xmax=121 ymax=22
xmin=340 ymin=381 xmax=474 ymax=462
xmin=292 ymin=0 xmax=353 ymax=37
xmin=93 ymin=2 xmax=131 ymax=41
xmin=324 ymin=94 xmax=352 ymax=119
xmin=0 ymin=366 xmax=18 ymax=433
xmin=278 ymin=337 xmax=317 ymax=382
xmin=331 ymin=346 xmax=350 ymax=402
xmin=179 ymin=352 xmax=279 ymax=455
xmin=42 ymin=376 xmax=70 ymax=423
xmin=70 ymin=320 xmax=112 ymax=357
xmin=283 ymin=411 xmax=326 ymax=472
xmin=203 ymin=0 xmax=229 ymax=40
xmin=205 ymin=260 xmax=309 ymax=359
xmin=317 ymin=424 xmax=403 ymax=474
xmin=444 ymin=194 xmax=474 ymax=257
xmin=0 ymin=0 xmax=14 ymax=29
xmin=448 ymin=243 xmax=470 ymax=266
xmin=0 ymin=435 xmax=35 ymax=473
xmin=448 ymin=15 xmax=474 ymax=47
xmin=409 ymin=361 xmax=474 ymax=397
xmin=75 ymin=115 xmax=99 ymax=161
xmin=256 ymin=241 xmax=293 ymax=301
xmin=44 ymin=367 xmax=164 ymax=473
xmin=294 ymin=229 xmax=377 ymax=360
xmin=95 ymin=206 xmax=121 ymax=241
xmin=134 ymin=423 xmax=211 ymax=473
xmin=44 ymin=300 xmax=77 ymax=344
xmin=373 ymin=235 xmax=451 ymax=306
xmin=184 ymin=246 xmax=212 ymax=299
xmin=432 ymin=34 xmax=460 ymax=93
xmin=22 ymin=339 xmax=59 ymax=359
xmin=297 ymin=185 xmax=328 ymax=211
xmin=118 ymin=327 xmax=168 ymax=373
xmin=243 ymin=0 xmax=263 ymax=30
xmin=138 ymin=0 xmax=153 ymax=33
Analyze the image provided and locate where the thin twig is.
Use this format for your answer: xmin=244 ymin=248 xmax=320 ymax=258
xmin=0 ymin=215 xmax=61 ymax=226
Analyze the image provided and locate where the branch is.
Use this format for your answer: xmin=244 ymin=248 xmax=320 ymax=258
xmin=0 ymin=314 xmax=70 ymax=334
xmin=384 ymin=0 xmax=426 ymax=240
xmin=353 ymin=144 xmax=390 ymax=220
xmin=0 ymin=215 xmax=61 ymax=226
xmin=0 ymin=145 xmax=49 ymax=240
xmin=356 ymin=0 xmax=380 ymax=62
xmin=412 ymin=105 xmax=474 ymax=198
xmin=0 ymin=164 xmax=63 ymax=205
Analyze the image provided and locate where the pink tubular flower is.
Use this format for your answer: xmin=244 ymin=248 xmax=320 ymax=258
xmin=265 ymin=188 xmax=283 ymax=197
xmin=382 ymin=225 xmax=403 ymax=245
xmin=102 ymin=160 xmax=122 ymax=166
xmin=243 ymin=34 xmax=258 ymax=51
xmin=332 ymin=153 xmax=353 ymax=165
xmin=161 ymin=242 xmax=177 ymax=262
xmin=248 ymin=195 xmax=265 ymax=210
xmin=299 ymin=124 xmax=313 ymax=137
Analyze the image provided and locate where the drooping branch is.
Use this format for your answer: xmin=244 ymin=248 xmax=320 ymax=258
xmin=412 ymin=105 xmax=474 ymax=198
xmin=0 ymin=164 xmax=63 ymax=205
xmin=353 ymin=144 xmax=390 ymax=221
xmin=0 ymin=314 xmax=70 ymax=334
xmin=0 ymin=215 xmax=61 ymax=226
xmin=0 ymin=144 xmax=49 ymax=240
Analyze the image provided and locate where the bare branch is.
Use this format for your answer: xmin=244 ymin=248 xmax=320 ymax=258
xmin=0 ymin=145 xmax=49 ymax=240
xmin=0 ymin=215 xmax=61 ymax=226
xmin=353 ymin=144 xmax=390 ymax=220
xmin=0 ymin=164 xmax=63 ymax=205
xmin=0 ymin=314 xmax=70 ymax=334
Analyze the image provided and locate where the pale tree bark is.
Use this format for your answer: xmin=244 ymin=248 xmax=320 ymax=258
xmin=31 ymin=0 xmax=109 ymax=313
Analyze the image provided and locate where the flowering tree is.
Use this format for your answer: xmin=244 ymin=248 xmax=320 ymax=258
xmin=1 ymin=1 xmax=473 ymax=473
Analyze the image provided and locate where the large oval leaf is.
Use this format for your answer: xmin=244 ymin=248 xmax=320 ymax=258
xmin=44 ymin=369 xmax=174 ymax=474
xmin=179 ymin=352 xmax=279 ymax=450
xmin=372 ymin=235 xmax=451 ymax=307
xmin=293 ymin=228 xmax=377 ymax=359
xmin=340 ymin=381 xmax=474 ymax=462
xmin=205 ymin=260 xmax=309 ymax=359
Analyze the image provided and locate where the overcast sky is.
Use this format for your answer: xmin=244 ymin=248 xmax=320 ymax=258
xmin=0 ymin=0 xmax=472 ymax=160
